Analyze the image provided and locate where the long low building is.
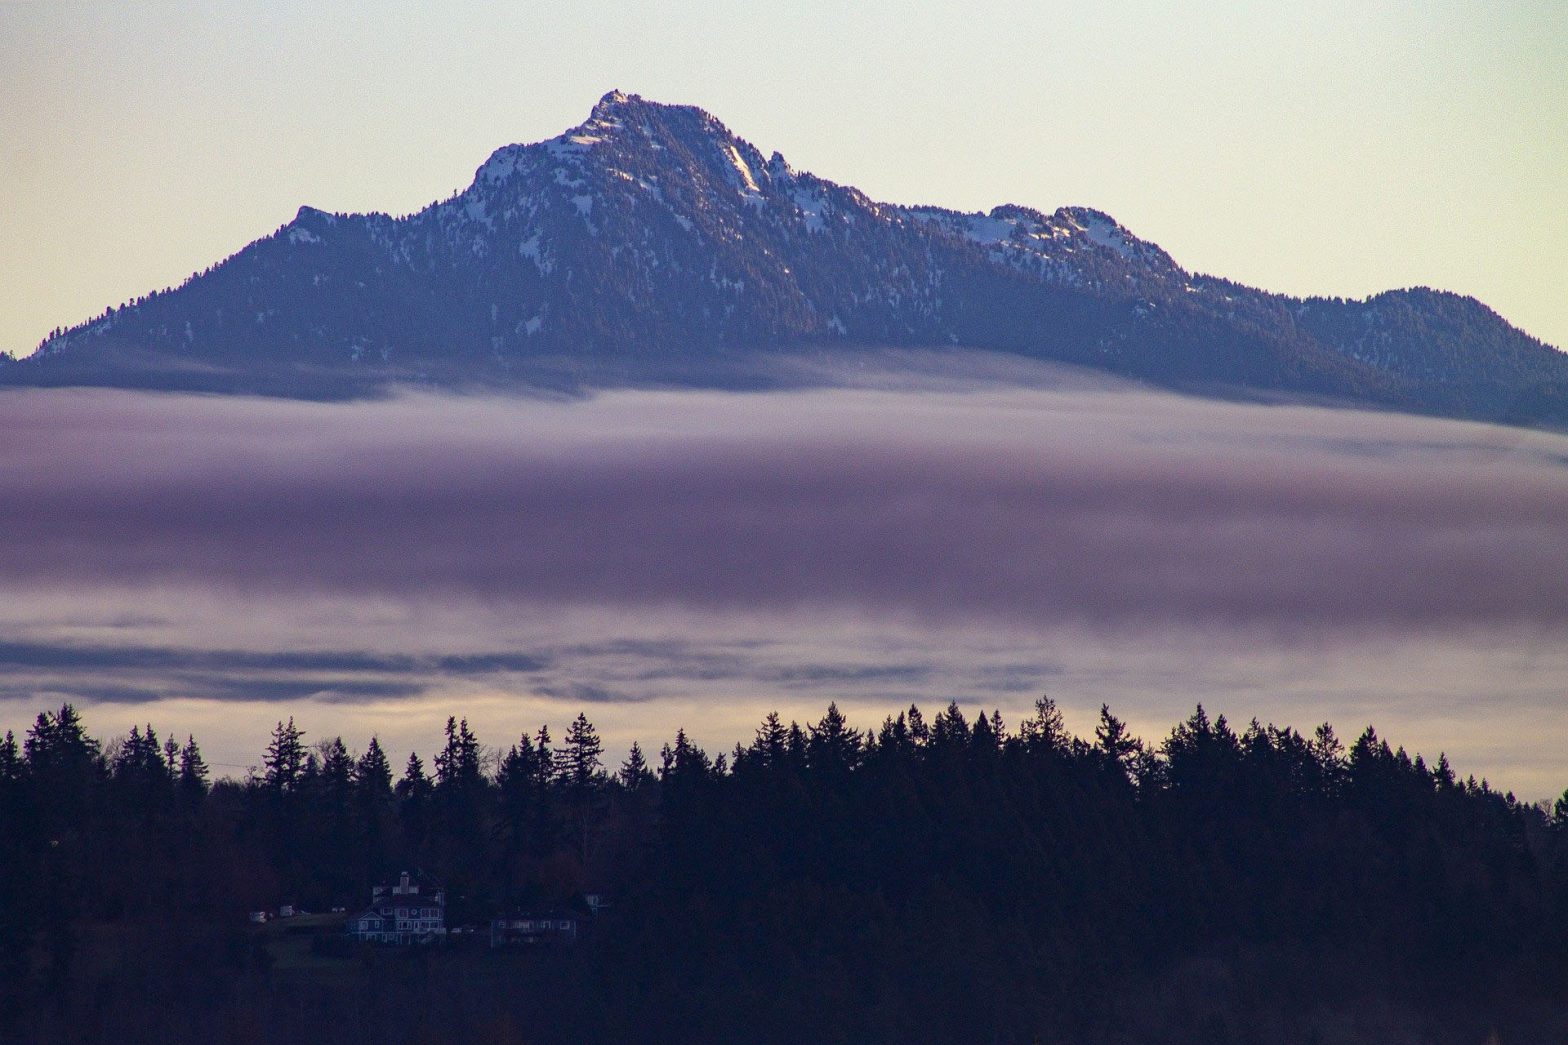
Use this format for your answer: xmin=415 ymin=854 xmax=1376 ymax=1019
xmin=489 ymin=907 xmax=580 ymax=948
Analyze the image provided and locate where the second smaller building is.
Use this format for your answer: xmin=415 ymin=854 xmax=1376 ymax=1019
xmin=489 ymin=907 xmax=580 ymax=948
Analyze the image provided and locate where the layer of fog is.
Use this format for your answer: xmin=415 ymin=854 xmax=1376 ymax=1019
xmin=2 ymin=371 xmax=1565 ymax=793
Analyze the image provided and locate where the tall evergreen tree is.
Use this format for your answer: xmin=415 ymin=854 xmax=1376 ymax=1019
xmin=162 ymin=735 xmax=181 ymax=785
xmin=557 ymin=713 xmax=605 ymax=792
xmin=1094 ymin=704 xmax=1141 ymax=782
xmin=971 ymin=709 xmax=998 ymax=753
xmin=355 ymin=737 xmax=393 ymax=802
xmin=619 ymin=742 xmax=653 ymax=791
xmin=320 ymin=737 xmax=355 ymax=797
xmin=931 ymin=702 xmax=969 ymax=753
xmin=555 ymin=713 xmax=605 ymax=863
xmin=24 ymin=704 xmax=101 ymax=782
xmin=752 ymin=712 xmax=789 ymax=768
xmin=1019 ymin=694 xmax=1070 ymax=755
xmin=498 ymin=729 xmax=562 ymax=882
xmin=396 ymin=751 xmax=434 ymax=860
xmin=0 ymin=730 xmax=21 ymax=787
xmin=498 ymin=735 xmax=542 ymax=844
xmin=177 ymin=735 xmax=209 ymax=803
xmin=434 ymin=717 xmax=483 ymax=793
xmin=875 ymin=711 xmax=913 ymax=757
xmin=352 ymin=736 xmax=394 ymax=883
xmin=774 ymin=721 xmax=803 ymax=772
xmin=397 ymin=751 xmax=431 ymax=801
xmin=263 ymin=718 xmax=306 ymax=793
xmin=533 ymin=725 xmax=555 ymax=790
xmin=807 ymin=703 xmax=862 ymax=774
xmin=24 ymin=704 xmax=102 ymax=825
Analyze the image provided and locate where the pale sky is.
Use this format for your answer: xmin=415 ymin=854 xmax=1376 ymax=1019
xmin=2 ymin=0 xmax=1565 ymax=357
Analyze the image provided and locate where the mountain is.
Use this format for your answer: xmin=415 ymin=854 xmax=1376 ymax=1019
xmin=8 ymin=90 xmax=1566 ymax=422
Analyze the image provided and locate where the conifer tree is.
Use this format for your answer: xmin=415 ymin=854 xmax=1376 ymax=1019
xmin=1094 ymin=705 xmax=1140 ymax=784
xmin=263 ymin=718 xmax=305 ymax=793
xmin=931 ymin=702 xmax=969 ymax=752
xmin=875 ymin=711 xmax=912 ymax=755
xmin=25 ymin=704 xmax=100 ymax=780
xmin=533 ymin=725 xmax=555 ymax=791
xmin=320 ymin=737 xmax=355 ymax=797
xmin=808 ymin=702 xmax=862 ymax=774
xmin=1019 ymin=694 xmax=1069 ymax=754
xmin=498 ymin=736 xmax=539 ymax=793
xmin=496 ymin=732 xmax=556 ymax=874
xmin=971 ymin=709 xmax=997 ymax=752
xmin=396 ymin=752 xmax=434 ymax=858
xmin=24 ymin=704 xmax=102 ymax=822
xmin=752 ymin=712 xmax=789 ymax=768
xmin=785 ymin=721 xmax=808 ymax=770
xmin=298 ymin=751 xmax=322 ymax=793
xmin=162 ymin=736 xmax=181 ymax=785
xmin=397 ymin=751 xmax=431 ymax=800
xmin=435 ymin=717 xmax=483 ymax=793
xmin=1434 ymin=752 xmax=1456 ymax=793
xmin=352 ymin=736 xmax=394 ymax=882
xmin=557 ymin=712 xmax=604 ymax=792
xmin=498 ymin=738 xmax=540 ymax=816
xmin=111 ymin=725 xmax=145 ymax=782
xmin=618 ymin=742 xmax=653 ymax=790
xmin=355 ymin=737 xmax=393 ymax=802
xmin=661 ymin=729 xmax=713 ymax=784
xmin=177 ymin=736 xmax=209 ymax=803
xmin=555 ymin=713 xmax=605 ymax=863
xmin=0 ymin=730 xmax=21 ymax=786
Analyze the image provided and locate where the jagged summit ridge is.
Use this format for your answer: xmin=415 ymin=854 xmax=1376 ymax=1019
xmin=11 ymin=91 xmax=1566 ymax=423
xmin=595 ymin=87 xmax=632 ymax=111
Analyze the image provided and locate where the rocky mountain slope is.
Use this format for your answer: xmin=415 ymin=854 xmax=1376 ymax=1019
xmin=9 ymin=91 xmax=1565 ymax=422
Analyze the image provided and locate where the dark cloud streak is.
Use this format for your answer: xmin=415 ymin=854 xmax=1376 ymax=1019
xmin=0 ymin=641 xmax=544 ymax=677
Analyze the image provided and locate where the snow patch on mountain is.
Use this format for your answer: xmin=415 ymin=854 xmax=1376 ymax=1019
xmin=724 ymin=144 xmax=762 ymax=194
xmin=478 ymin=146 xmax=527 ymax=185
xmin=1067 ymin=208 xmax=1136 ymax=261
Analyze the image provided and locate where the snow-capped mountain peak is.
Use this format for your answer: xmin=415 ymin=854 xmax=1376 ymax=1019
xmin=13 ymin=91 xmax=1565 ymax=424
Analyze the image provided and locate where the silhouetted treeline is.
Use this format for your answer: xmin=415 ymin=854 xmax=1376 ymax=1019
xmin=4 ymin=698 xmax=1568 ymax=1043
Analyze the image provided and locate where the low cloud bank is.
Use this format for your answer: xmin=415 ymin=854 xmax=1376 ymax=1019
xmin=2 ymin=383 xmax=1566 ymax=633
xmin=1 ymin=380 xmax=1566 ymax=792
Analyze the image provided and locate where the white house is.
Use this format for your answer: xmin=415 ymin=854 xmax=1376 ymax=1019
xmin=349 ymin=871 xmax=446 ymax=945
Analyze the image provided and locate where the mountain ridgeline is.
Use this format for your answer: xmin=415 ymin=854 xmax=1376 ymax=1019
xmin=10 ymin=90 xmax=1566 ymax=422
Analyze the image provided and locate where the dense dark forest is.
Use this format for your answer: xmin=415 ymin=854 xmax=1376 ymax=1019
xmin=3 ymin=697 xmax=1568 ymax=1043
